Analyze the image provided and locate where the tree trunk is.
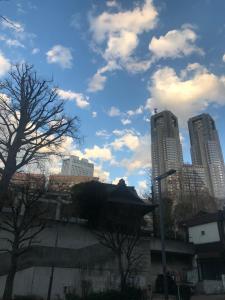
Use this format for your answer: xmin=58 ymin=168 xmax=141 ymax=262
xmin=3 ymin=258 xmax=17 ymax=300
xmin=0 ymin=161 xmax=16 ymax=210
xmin=117 ymin=254 xmax=126 ymax=292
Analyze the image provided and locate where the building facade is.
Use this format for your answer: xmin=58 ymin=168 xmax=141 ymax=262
xmin=151 ymin=110 xmax=183 ymax=198
xmin=61 ymin=156 xmax=94 ymax=177
xmin=185 ymin=211 xmax=225 ymax=294
xmin=188 ymin=114 xmax=225 ymax=208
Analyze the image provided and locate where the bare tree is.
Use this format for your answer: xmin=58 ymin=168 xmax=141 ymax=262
xmin=173 ymin=168 xmax=217 ymax=225
xmin=95 ymin=218 xmax=143 ymax=292
xmin=0 ymin=182 xmax=48 ymax=300
xmin=0 ymin=63 xmax=79 ymax=206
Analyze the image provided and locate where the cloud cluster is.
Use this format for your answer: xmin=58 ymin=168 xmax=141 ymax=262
xmin=120 ymin=134 xmax=151 ymax=174
xmin=89 ymin=0 xmax=158 ymax=92
xmin=149 ymin=25 xmax=204 ymax=59
xmin=0 ymin=52 xmax=10 ymax=77
xmin=106 ymin=104 xmax=144 ymax=125
xmin=56 ymin=88 xmax=89 ymax=108
xmin=147 ymin=63 xmax=225 ymax=122
xmin=111 ymin=132 xmax=140 ymax=151
xmin=46 ymin=45 xmax=73 ymax=69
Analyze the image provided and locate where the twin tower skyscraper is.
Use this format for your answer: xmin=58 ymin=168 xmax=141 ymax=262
xmin=151 ymin=110 xmax=225 ymax=209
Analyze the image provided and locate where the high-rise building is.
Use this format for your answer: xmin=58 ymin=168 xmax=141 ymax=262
xmin=61 ymin=156 xmax=94 ymax=177
xmin=188 ymin=114 xmax=225 ymax=208
xmin=151 ymin=110 xmax=183 ymax=198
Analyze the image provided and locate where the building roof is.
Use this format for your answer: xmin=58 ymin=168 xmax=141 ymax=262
xmin=104 ymin=179 xmax=156 ymax=214
xmin=182 ymin=210 xmax=225 ymax=227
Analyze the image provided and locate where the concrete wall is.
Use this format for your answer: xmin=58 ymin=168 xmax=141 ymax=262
xmin=188 ymin=222 xmax=220 ymax=244
xmin=196 ymin=280 xmax=225 ymax=294
xmin=0 ymin=221 xmax=193 ymax=299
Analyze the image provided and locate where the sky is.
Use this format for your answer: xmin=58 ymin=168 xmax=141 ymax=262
xmin=0 ymin=0 xmax=225 ymax=194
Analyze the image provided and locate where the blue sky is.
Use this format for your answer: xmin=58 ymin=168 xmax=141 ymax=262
xmin=0 ymin=0 xmax=225 ymax=193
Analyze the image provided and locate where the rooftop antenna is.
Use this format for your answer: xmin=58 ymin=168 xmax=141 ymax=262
xmin=154 ymin=108 xmax=158 ymax=114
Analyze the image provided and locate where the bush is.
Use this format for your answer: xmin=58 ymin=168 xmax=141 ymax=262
xmin=65 ymin=287 xmax=145 ymax=300
xmin=83 ymin=287 xmax=145 ymax=300
xmin=14 ymin=296 xmax=43 ymax=300
xmin=65 ymin=293 xmax=81 ymax=300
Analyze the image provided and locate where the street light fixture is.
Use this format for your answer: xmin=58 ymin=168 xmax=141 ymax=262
xmin=154 ymin=169 xmax=176 ymax=300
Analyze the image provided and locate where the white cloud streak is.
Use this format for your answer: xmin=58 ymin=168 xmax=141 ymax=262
xmin=56 ymin=88 xmax=90 ymax=108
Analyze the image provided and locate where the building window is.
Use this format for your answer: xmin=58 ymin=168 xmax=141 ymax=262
xmin=201 ymin=230 xmax=205 ymax=236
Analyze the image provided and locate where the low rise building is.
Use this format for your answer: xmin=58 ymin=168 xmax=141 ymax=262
xmin=48 ymin=174 xmax=99 ymax=192
xmin=61 ymin=156 xmax=94 ymax=177
xmin=184 ymin=211 xmax=225 ymax=294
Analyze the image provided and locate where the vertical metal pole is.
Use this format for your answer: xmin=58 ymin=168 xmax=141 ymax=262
xmin=157 ymin=179 xmax=169 ymax=300
xmin=47 ymin=223 xmax=59 ymax=300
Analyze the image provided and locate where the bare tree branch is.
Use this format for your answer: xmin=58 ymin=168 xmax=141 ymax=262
xmin=0 ymin=63 xmax=80 ymax=206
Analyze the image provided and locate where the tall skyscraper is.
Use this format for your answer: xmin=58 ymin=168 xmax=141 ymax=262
xmin=151 ymin=110 xmax=183 ymax=198
xmin=188 ymin=113 xmax=225 ymax=207
xmin=61 ymin=156 xmax=94 ymax=177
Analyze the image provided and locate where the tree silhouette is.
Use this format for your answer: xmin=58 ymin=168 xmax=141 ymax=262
xmin=0 ymin=181 xmax=48 ymax=300
xmin=0 ymin=63 xmax=79 ymax=207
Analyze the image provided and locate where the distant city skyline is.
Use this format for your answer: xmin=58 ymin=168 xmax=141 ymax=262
xmin=0 ymin=0 xmax=225 ymax=192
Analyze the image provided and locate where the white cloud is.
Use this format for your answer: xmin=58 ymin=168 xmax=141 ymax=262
xmin=106 ymin=0 xmax=119 ymax=8
xmin=112 ymin=128 xmax=137 ymax=136
xmin=32 ymin=48 xmax=40 ymax=54
xmin=0 ymin=35 xmax=25 ymax=48
xmin=147 ymin=63 xmax=225 ymax=122
xmin=88 ymin=61 xmax=118 ymax=92
xmin=111 ymin=132 xmax=140 ymax=151
xmin=149 ymin=25 xmax=204 ymax=59
xmin=121 ymin=134 xmax=151 ymax=174
xmin=6 ymin=38 xmax=24 ymax=48
xmin=89 ymin=0 xmax=158 ymax=92
xmin=1 ymin=16 xmax=24 ymax=32
xmin=108 ymin=106 xmax=121 ymax=117
xmin=223 ymin=53 xmax=225 ymax=62
xmin=57 ymin=88 xmax=89 ymax=108
xmin=94 ymin=164 xmax=110 ymax=182
xmin=104 ymin=30 xmax=138 ymax=61
xmin=127 ymin=105 xmax=144 ymax=116
xmin=88 ymin=71 xmax=107 ymax=92
xmin=0 ymin=52 xmax=10 ymax=77
xmin=124 ymin=58 xmax=152 ymax=73
xmin=96 ymin=130 xmax=111 ymax=138
xmin=92 ymin=111 xmax=97 ymax=118
xmin=121 ymin=118 xmax=131 ymax=125
xmin=46 ymin=45 xmax=73 ymax=69
xmin=90 ymin=0 xmax=158 ymax=43
xmin=84 ymin=145 xmax=113 ymax=161
xmin=138 ymin=180 xmax=147 ymax=190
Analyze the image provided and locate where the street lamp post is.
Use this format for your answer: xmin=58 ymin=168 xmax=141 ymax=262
xmin=154 ymin=169 xmax=176 ymax=300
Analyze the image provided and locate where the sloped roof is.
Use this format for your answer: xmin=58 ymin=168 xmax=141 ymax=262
xmin=182 ymin=210 xmax=225 ymax=227
xmin=104 ymin=179 xmax=155 ymax=213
